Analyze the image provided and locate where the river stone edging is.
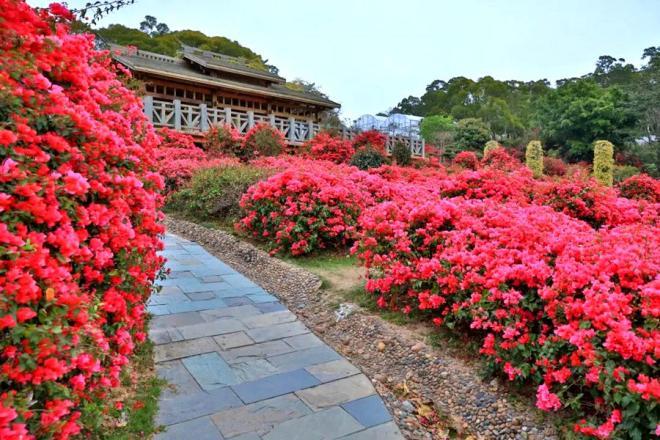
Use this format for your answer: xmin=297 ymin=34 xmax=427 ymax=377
xmin=164 ymin=216 xmax=559 ymax=440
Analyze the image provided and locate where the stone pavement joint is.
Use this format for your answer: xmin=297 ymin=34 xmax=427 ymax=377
xmin=151 ymin=233 xmax=403 ymax=439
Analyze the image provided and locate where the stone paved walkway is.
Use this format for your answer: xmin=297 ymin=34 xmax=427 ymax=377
xmin=148 ymin=233 xmax=404 ymax=440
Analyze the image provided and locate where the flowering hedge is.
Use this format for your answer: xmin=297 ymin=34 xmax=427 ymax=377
xmin=353 ymin=198 xmax=659 ymax=438
xmin=0 ymin=1 xmax=165 ymax=438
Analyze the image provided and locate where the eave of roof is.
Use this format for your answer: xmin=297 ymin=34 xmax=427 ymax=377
xmin=182 ymin=52 xmax=286 ymax=84
xmin=113 ymin=51 xmax=340 ymax=109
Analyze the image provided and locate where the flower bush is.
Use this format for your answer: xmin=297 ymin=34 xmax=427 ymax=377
xmin=237 ymin=168 xmax=370 ymax=255
xmin=618 ymin=174 xmax=660 ymax=202
xmin=241 ymin=123 xmax=286 ymax=161
xmin=353 ymin=198 xmax=659 ymax=439
xmin=205 ymin=124 xmax=243 ymax=158
xmin=303 ymin=131 xmax=354 ymax=163
xmin=543 ymin=156 xmax=568 ymax=176
xmin=452 ymin=151 xmax=479 ymax=170
xmin=352 ymin=129 xmax=387 ymax=154
xmin=0 ymin=1 xmax=164 ymax=438
xmin=481 ymin=147 xmax=521 ymax=171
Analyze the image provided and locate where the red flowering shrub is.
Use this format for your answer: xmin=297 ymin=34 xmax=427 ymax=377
xmin=352 ymin=130 xmax=387 ymax=154
xmin=205 ymin=124 xmax=243 ymax=158
xmin=354 ymin=198 xmax=659 ymax=438
xmin=238 ymin=169 xmax=369 ymax=255
xmin=481 ymin=147 xmax=521 ymax=171
xmin=241 ymin=123 xmax=286 ymax=161
xmin=158 ymin=127 xmax=197 ymax=151
xmin=304 ymin=132 xmax=354 ymax=163
xmin=452 ymin=151 xmax=479 ymax=170
xmin=438 ymin=168 xmax=535 ymax=204
xmin=532 ymin=175 xmax=652 ymax=229
xmin=543 ymin=156 xmax=567 ymax=176
xmin=618 ymin=174 xmax=660 ymax=202
xmin=0 ymin=1 xmax=164 ymax=438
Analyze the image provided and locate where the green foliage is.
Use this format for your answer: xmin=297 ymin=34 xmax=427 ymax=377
xmin=350 ymin=147 xmax=386 ymax=170
xmin=419 ymin=114 xmax=454 ymax=144
xmin=391 ymin=142 xmax=412 ymax=166
xmin=535 ymin=79 xmax=636 ymax=162
xmin=168 ymin=165 xmax=268 ymax=221
xmin=484 ymin=140 xmax=500 ymax=156
xmin=96 ymin=24 xmax=271 ymax=71
xmin=593 ymin=140 xmax=615 ymax=186
xmin=525 ymin=140 xmax=544 ymax=178
xmin=454 ymin=118 xmax=491 ymax=152
xmin=392 ymin=76 xmax=549 ymax=143
xmin=390 ymin=47 xmax=659 ymax=171
xmin=243 ymin=124 xmax=285 ymax=159
xmin=613 ymin=164 xmax=640 ymax=183
xmin=284 ymin=79 xmax=328 ymax=99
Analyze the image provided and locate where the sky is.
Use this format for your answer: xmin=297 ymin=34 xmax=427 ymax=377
xmin=29 ymin=0 xmax=660 ymax=121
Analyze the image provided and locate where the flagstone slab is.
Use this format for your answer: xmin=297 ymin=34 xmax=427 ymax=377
xmin=182 ymin=352 xmax=239 ymax=390
xmin=211 ymin=393 xmax=311 ymax=438
xmin=231 ymin=369 xmax=320 ymax=404
xmin=261 ymin=407 xmax=363 ymax=440
xmin=154 ymin=416 xmax=224 ymax=440
xmin=295 ymin=374 xmax=376 ymax=411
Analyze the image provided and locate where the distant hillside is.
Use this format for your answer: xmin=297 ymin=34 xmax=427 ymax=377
xmin=96 ymin=21 xmax=275 ymax=73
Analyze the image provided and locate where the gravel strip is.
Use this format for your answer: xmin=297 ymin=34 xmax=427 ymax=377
xmin=164 ymin=217 xmax=559 ymax=440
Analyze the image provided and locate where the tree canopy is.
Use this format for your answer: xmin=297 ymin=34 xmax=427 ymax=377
xmin=391 ymin=47 xmax=660 ymax=170
xmin=95 ymin=17 xmax=277 ymax=73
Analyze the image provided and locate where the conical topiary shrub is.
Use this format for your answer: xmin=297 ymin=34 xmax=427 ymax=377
xmin=525 ymin=140 xmax=544 ymax=178
xmin=484 ymin=140 xmax=500 ymax=157
xmin=593 ymin=140 xmax=614 ymax=186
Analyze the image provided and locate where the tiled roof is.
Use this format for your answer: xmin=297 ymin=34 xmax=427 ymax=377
xmin=110 ymin=45 xmax=339 ymax=109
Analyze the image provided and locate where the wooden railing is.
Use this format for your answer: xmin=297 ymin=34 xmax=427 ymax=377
xmin=143 ymin=96 xmax=424 ymax=157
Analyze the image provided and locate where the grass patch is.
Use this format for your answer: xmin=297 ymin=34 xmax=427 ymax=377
xmin=101 ymin=339 xmax=165 ymax=440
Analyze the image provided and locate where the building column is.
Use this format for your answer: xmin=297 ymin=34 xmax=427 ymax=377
xmin=143 ymin=96 xmax=153 ymax=122
xmin=200 ymin=103 xmax=209 ymax=131
xmin=173 ymin=99 xmax=182 ymax=131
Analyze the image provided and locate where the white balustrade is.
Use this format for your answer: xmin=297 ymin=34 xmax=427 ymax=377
xmin=144 ymin=97 xmax=424 ymax=156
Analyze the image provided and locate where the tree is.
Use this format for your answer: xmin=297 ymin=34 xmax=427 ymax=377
xmin=96 ymin=24 xmax=271 ymax=70
xmin=454 ymin=118 xmax=491 ymax=153
xmin=534 ymin=78 xmax=637 ymax=161
xmin=155 ymin=22 xmax=170 ymax=36
xmin=420 ymin=114 xmax=454 ymax=150
xmin=138 ymin=15 xmax=170 ymax=37
xmin=139 ymin=15 xmax=157 ymax=34
xmin=391 ymin=96 xmax=423 ymax=115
